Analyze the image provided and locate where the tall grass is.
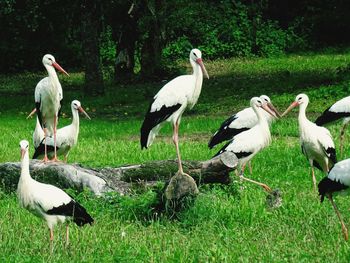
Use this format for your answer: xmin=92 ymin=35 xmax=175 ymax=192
xmin=1 ymin=52 xmax=350 ymax=261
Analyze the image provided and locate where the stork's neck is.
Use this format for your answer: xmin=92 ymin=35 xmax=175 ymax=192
xmin=44 ymin=64 xmax=60 ymax=90
xmin=298 ymin=102 xmax=309 ymax=127
xmin=254 ymin=106 xmax=269 ymax=127
xmin=71 ymin=108 xmax=80 ymax=129
xmin=20 ymin=151 xmax=31 ymax=181
xmin=189 ymin=59 xmax=203 ymax=107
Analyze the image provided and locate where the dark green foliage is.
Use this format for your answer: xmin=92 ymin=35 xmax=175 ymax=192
xmin=1 ymin=0 xmax=349 ymax=77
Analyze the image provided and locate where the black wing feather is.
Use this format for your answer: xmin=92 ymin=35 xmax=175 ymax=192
xmin=140 ymin=100 xmax=181 ymax=149
xmin=46 ymin=200 xmax=94 ymax=226
xmin=212 ymin=139 xmax=252 ymax=159
xmin=315 ymin=106 xmax=350 ymax=126
xmin=35 ymin=101 xmax=43 ymax=128
xmin=208 ymin=115 xmax=250 ymax=149
xmin=32 ymin=138 xmax=57 ymax=159
xmin=318 ymin=177 xmax=348 ymax=202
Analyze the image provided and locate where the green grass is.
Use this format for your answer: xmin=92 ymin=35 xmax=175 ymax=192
xmin=2 ymin=52 xmax=350 ymax=261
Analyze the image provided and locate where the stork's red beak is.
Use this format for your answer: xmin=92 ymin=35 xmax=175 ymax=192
xmin=261 ymin=103 xmax=278 ymax=118
xmin=26 ymin=108 xmax=37 ymax=119
xmin=78 ymin=106 xmax=91 ymax=120
xmin=196 ymin=58 xmax=209 ymax=79
xmin=281 ymin=101 xmax=299 ymax=117
xmin=21 ymin=149 xmax=26 ymax=159
xmin=267 ymin=102 xmax=281 ymax=118
xmin=52 ymin=62 xmax=69 ymax=76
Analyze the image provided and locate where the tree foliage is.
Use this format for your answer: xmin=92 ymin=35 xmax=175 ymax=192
xmin=0 ymin=0 xmax=349 ymax=84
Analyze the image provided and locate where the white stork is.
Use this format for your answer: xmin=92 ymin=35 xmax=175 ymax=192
xmin=28 ymin=54 xmax=69 ymax=162
xmin=318 ymin=159 xmax=350 ymax=240
xmin=213 ymin=97 xmax=279 ymax=192
xmin=17 ymin=140 xmax=93 ymax=251
xmin=208 ymin=95 xmax=280 ymax=149
xmin=315 ymin=96 xmax=350 ymax=155
xmin=32 ymin=100 xmax=91 ymax=162
xmin=140 ymin=48 xmax=209 ymax=177
xmin=282 ymin=94 xmax=337 ymax=191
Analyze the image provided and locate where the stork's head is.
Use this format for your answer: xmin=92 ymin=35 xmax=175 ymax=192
xmin=190 ymin=49 xmax=209 ymax=79
xmin=260 ymin=95 xmax=281 ymax=118
xmin=295 ymin=93 xmax=309 ymax=105
xmin=72 ymin=100 xmax=91 ymax=120
xmin=42 ymin=54 xmax=69 ymax=76
xmin=250 ymin=97 xmax=278 ymax=118
xmin=19 ymin=140 xmax=29 ymax=159
xmin=282 ymin=93 xmax=309 ymax=117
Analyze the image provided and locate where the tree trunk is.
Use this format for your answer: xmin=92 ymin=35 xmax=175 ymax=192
xmin=81 ymin=1 xmax=104 ymax=95
xmin=140 ymin=0 xmax=164 ymax=79
xmin=113 ymin=3 xmax=138 ymax=81
xmin=0 ymin=154 xmax=237 ymax=196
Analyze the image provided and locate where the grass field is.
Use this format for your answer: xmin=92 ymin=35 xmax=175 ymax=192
xmin=1 ymin=52 xmax=350 ymax=262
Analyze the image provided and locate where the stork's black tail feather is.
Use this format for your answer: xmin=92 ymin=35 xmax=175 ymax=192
xmin=32 ymin=139 xmax=55 ymax=159
xmin=208 ymin=127 xmax=249 ymax=149
xmin=318 ymin=177 xmax=348 ymax=203
xmin=46 ymin=200 xmax=94 ymax=226
xmin=315 ymin=107 xmax=350 ymax=126
xmin=140 ymin=101 xmax=181 ymax=149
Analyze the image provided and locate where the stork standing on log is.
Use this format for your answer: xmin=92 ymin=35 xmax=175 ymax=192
xmin=140 ymin=49 xmax=209 ymax=179
xmin=318 ymin=159 xmax=350 ymax=241
xmin=213 ymin=97 xmax=279 ymax=192
xmin=28 ymin=54 xmax=69 ymax=162
xmin=315 ymin=96 xmax=350 ymax=155
xmin=17 ymin=140 xmax=93 ymax=252
xmin=32 ymin=100 xmax=91 ymax=162
xmin=282 ymin=94 xmax=337 ymax=191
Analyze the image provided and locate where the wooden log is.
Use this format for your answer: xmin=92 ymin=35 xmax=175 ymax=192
xmin=0 ymin=152 xmax=237 ymax=196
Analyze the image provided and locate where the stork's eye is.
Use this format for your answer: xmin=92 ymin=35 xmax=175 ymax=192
xmin=193 ymin=53 xmax=198 ymax=57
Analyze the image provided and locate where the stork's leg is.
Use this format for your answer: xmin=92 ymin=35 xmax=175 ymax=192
xmin=340 ymin=122 xmax=349 ymax=157
xmin=42 ymin=128 xmax=49 ymax=162
xmin=172 ymin=119 xmax=185 ymax=175
xmin=238 ymin=164 xmax=271 ymax=192
xmin=328 ymin=194 xmax=349 ymax=241
xmin=66 ymin=225 xmax=69 ymax=246
xmin=248 ymin=161 xmax=253 ymax=174
xmin=49 ymin=228 xmax=54 ymax=253
xmin=311 ymin=166 xmax=317 ymax=192
xmin=52 ymin=115 xmax=60 ymax=162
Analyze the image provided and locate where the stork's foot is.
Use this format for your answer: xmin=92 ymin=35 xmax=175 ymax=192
xmin=261 ymin=184 xmax=272 ymax=193
xmin=41 ymin=155 xmax=50 ymax=163
xmin=165 ymin=171 xmax=199 ymax=201
xmin=50 ymin=156 xmax=61 ymax=162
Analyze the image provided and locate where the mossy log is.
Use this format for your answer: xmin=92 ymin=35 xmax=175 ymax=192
xmin=0 ymin=152 xmax=237 ymax=196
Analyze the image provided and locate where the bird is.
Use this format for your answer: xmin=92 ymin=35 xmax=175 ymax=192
xmin=282 ymin=94 xmax=337 ymax=191
xmin=140 ymin=48 xmax=209 ymax=178
xmin=27 ymin=54 xmax=69 ymax=162
xmin=213 ymin=97 xmax=279 ymax=192
xmin=208 ymin=95 xmax=280 ymax=174
xmin=208 ymin=95 xmax=280 ymax=149
xmin=32 ymin=100 xmax=91 ymax=162
xmin=315 ymin=96 xmax=350 ymax=155
xmin=318 ymin=159 xmax=350 ymax=241
xmin=17 ymin=140 xmax=94 ymax=251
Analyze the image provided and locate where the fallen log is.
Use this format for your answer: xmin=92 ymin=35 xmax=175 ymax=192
xmin=0 ymin=152 xmax=237 ymax=196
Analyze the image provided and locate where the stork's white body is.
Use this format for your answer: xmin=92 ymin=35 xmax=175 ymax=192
xmin=328 ymin=159 xmax=350 ymax=188
xmin=33 ymin=100 xmax=84 ymax=160
xmin=34 ymin=67 xmax=63 ymax=135
xmin=208 ymin=95 xmax=276 ymax=149
xmin=297 ymin=97 xmax=335 ymax=173
xmin=18 ymin=148 xmax=72 ymax=229
xmin=220 ymin=106 xmax=272 ymax=167
xmin=144 ymin=62 xmax=204 ymax=147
